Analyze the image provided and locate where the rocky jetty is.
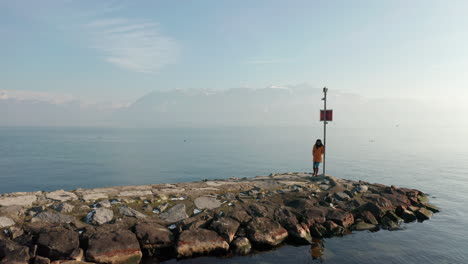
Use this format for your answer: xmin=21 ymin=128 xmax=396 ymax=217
xmin=0 ymin=173 xmax=439 ymax=263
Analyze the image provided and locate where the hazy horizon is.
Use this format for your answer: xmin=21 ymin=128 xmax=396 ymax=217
xmin=2 ymin=1 xmax=468 ymax=129
xmin=2 ymin=85 xmax=468 ymax=129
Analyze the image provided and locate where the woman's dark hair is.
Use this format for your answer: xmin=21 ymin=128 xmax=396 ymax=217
xmin=315 ymin=139 xmax=323 ymax=147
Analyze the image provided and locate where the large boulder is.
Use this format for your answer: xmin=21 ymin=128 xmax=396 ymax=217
xmin=415 ymin=208 xmax=433 ymax=221
xmin=360 ymin=210 xmax=378 ymax=225
xmin=0 ymin=206 xmax=26 ymax=221
xmin=194 ymin=197 xmax=222 ymax=210
xmin=209 ymin=217 xmax=240 ymax=243
xmin=32 ymin=212 xmax=74 ymax=224
xmin=246 ymin=217 xmax=288 ymax=248
xmin=247 ymin=203 xmax=274 ymax=218
xmin=159 ymin=204 xmax=189 ymax=223
xmin=309 ymin=223 xmax=327 ymax=237
xmin=0 ymin=217 xmax=15 ymax=228
xmin=46 ymin=190 xmax=78 ymax=202
xmin=134 ymin=222 xmax=174 ymax=257
xmin=0 ymin=195 xmax=37 ymax=207
xmin=285 ymin=198 xmax=317 ymax=211
xmin=176 ymin=228 xmax=229 ymax=258
xmin=227 ymin=206 xmax=252 ymax=224
xmin=231 ymin=237 xmax=251 ymax=255
xmin=274 ymin=207 xmax=312 ymax=244
xmin=82 ymin=193 xmax=108 ymax=202
xmin=33 ymin=256 xmax=51 ymax=264
xmin=382 ymin=193 xmax=411 ymax=207
xmin=359 ymin=202 xmax=385 ymax=219
xmin=361 ymin=194 xmax=394 ymax=217
xmin=302 ymin=207 xmax=328 ymax=227
xmin=36 ymin=228 xmax=80 ymax=260
xmin=85 ymin=229 xmax=142 ymax=264
xmin=0 ymin=239 xmax=30 ymax=264
xmin=119 ymin=206 xmax=146 ymax=219
xmin=399 ymin=208 xmax=417 ymax=222
xmin=51 ymin=203 xmax=74 ymax=214
xmin=327 ymin=209 xmax=354 ymax=228
xmin=86 ymin=208 xmax=113 ymax=226
xmin=324 ymin=220 xmax=345 ymax=236
xmin=425 ymin=203 xmax=440 ymax=213
xmin=352 ymin=220 xmax=377 ymax=231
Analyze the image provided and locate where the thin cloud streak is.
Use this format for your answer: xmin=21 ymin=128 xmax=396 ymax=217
xmin=85 ymin=18 xmax=180 ymax=73
xmin=244 ymin=59 xmax=289 ymax=65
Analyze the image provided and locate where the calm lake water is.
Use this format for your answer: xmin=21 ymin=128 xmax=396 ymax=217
xmin=1 ymin=125 xmax=467 ymax=263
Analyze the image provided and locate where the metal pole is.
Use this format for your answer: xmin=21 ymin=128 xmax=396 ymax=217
xmin=323 ymin=87 xmax=327 ymax=176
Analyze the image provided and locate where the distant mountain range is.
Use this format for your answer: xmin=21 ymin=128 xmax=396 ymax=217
xmin=1 ymin=86 xmax=466 ymax=127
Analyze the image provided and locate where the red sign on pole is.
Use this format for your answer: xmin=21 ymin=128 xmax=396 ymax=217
xmin=320 ymin=109 xmax=333 ymax=121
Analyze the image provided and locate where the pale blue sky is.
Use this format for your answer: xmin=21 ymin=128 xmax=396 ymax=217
xmin=1 ymin=0 xmax=468 ymax=104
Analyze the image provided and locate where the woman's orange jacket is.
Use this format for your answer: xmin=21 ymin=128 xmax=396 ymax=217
xmin=312 ymin=145 xmax=324 ymax=162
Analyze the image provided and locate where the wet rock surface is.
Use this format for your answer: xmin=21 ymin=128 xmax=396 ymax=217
xmin=247 ymin=217 xmax=288 ymax=248
xmin=86 ymin=229 xmax=142 ymax=264
xmin=0 ymin=173 xmax=438 ymax=262
xmin=176 ymin=228 xmax=229 ymax=258
xmin=133 ymin=222 xmax=174 ymax=257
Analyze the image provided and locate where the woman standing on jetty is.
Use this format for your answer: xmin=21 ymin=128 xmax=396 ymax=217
xmin=312 ymin=139 xmax=324 ymax=176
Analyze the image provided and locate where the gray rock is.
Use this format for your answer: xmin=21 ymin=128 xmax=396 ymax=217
xmin=32 ymin=212 xmax=74 ymax=224
xmin=357 ymin=185 xmax=368 ymax=193
xmin=82 ymin=193 xmax=108 ymax=201
xmin=0 ymin=205 xmax=26 ymax=219
xmin=274 ymin=207 xmax=312 ymax=244
xmin=46 ymin=190 xmax=78 ymax=202
xmin=400 ymin=209 xmax=417 ymax=222
xmin=86 ymin=208 xmax=113 ymax=226
xmin=95 ymin=200 xmax=111 ymax=208
xmin=6 ymin=226 xmax=24 ymax=239
xmin=334 ymin=192 xmax=351 ymax=201
xmin=158 ymin=203 xmax=169 ymax=213
xmin=0 ymin=216 xmax=15 ymax=228
xmin=0 ymin=239 xmax=30 ymax=263
xmin=425 ymin=203 xmax=440 ymax=213
xmin=134 ymin=222 xmax=174 ymax=257
xmin=353 ymin=220 xmax=376 ymax=231
xmin=209 ymin=217 xmax=240 ymax=243
xmin=36 ymin=228 xmax=80 ymax=260
xmin=319 ymin=184 xmax=330 ymax=190
xmin=86 ymin=229 xmax=142 ymax=264
xmin=361 ymin=210 xmax=379 ymax=225
xmin=225 ymin=193 xmax=237 ymax=201
xmin=176 ymin=228 xmax=229 ymax=258
xmin=119 ymin=206 xmax=147 ymax=219
xmin=328 ymin=209 xmax=355 ymax=228
xmin=0 ymin=195 xmax=37 ymax=207
xmin=194 ymin=196 xmax=222 ymax=210
xmin=231 ymin=237 xmax=252 ymax=255
xmin=118 ymin=190 xmax=152 ymax=197
xmin=415 ymin=207 xmax=433 ymax=221
xmin=381 ymin=215 xmax=400 ymax=230
xmin=33 ymin=256 xmax=51 ymax=264
xmin=143 ymin=204 xmax=153 ymax=212
xmin=52 ymin=203 xmax=74 ymax=213
xmin=159 ymin=204 xmax=189 ymax=223
xmin=246 ymin=217 xmax=288 ymax=248
xmin=70 ymin=248 xmax=84 ymax=261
